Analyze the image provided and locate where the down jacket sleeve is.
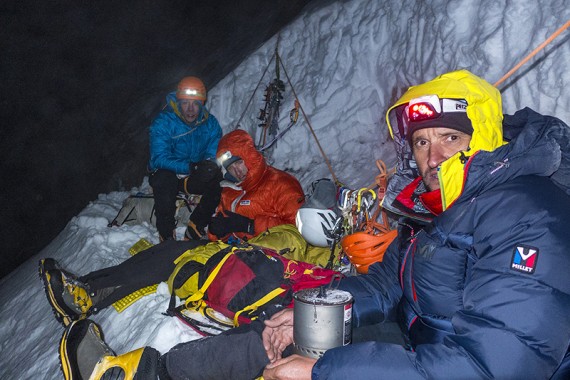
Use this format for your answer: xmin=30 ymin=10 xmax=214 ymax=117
xmin=313 ymin=176 xmax=570 ymax=379
xmin=149 ymin=111 xmax=222 ymax=175
xmin=337 ymin=241 xmax=402 ymax=328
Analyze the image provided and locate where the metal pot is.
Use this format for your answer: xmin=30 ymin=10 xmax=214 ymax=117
xmin=293 ymin=285 xmax=353 ymax=359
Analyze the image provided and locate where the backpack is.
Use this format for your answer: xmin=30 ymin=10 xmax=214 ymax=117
xmin=167 ymin=245 xmax=341 ymax=328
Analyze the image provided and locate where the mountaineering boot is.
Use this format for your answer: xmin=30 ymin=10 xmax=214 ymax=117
xmin=39 ymin=258 xmax=93 ymax=327
xmin=184 ymin=220 xmax=206 ymax=240
xmin=60 ymin=319 xmax=160 ymax=380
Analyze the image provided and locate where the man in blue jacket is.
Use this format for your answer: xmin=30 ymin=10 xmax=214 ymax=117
xmin=262 ymin=70 xmax=570 ymax=379
xmin=148 ymin=76 xmax=222 ymax=241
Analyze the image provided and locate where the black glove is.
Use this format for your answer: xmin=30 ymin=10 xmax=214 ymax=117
xmin=209 ymin=211 xmax=254 ymax=237
xmin=189 ymin=159 xmax=222 ymax=183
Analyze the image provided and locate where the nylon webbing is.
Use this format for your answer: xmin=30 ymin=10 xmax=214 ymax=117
xmin=278 ymin=55 xmax=340 ymax=184
xmin=185 ymin=248 xmax=236 ymax=304
xmin=233 ymin=287 xmax=286 ymax=326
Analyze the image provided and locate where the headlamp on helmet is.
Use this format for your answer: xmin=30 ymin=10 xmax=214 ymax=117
xmin=184 ymin=89 xmax=198 ymax=96
xmin=216 ymin=151 xmax=242 ymax=183
xmin=397 ymin=95 xmax=470 ymax=141
xmin=176 ymin=76 xmax=207 ymax=102
xmin=404 ymin=95 xmax=467 ymax=123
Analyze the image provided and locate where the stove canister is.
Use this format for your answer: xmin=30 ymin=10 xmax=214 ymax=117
xmin=293 ymin=287 xmax=353 ymax=359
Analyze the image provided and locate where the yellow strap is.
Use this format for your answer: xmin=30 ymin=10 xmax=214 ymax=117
xmin=185 ymin=248 xmax=236 ymax=303
xmin=128 ymin=238 xmax=154 ymax=256
xmin=233 ymin=287 xmax=286 ymax=326
xmin=173 ymin=249 xmax=193 ymax=265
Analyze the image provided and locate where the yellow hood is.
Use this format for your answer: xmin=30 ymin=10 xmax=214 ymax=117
xmin=386 ymin=70 xmax=505 ymax=210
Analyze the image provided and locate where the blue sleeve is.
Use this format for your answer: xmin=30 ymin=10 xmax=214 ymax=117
xmin=315 ymin=179 xmax=570 ymax=379
xmin=338 ymin=240 xmax=402 ymax=327
xmin=313 ymin=342 xmax=426 ymax=380
xmin=149 ymin=113 xmax=190 ymax=174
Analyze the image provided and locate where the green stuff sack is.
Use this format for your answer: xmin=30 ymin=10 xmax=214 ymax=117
xmin=251 ymin=224 xmax=336 ymax=267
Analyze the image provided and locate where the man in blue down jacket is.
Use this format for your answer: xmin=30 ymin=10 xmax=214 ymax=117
xmin=262 ymin=70 xmax=570 ymax=379
xmin=148 ymin=76 xmax=222 ymax=241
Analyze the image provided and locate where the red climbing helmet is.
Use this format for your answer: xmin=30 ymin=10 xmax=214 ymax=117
xmin=341 ymin=230 xmax=398 ymax=274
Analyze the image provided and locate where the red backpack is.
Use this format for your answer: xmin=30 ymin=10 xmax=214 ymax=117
xmin=168 ymin=246 xmax=341 ymax=332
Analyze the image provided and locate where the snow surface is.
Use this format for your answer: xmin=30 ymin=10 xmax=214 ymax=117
xmin=0 ymin=0 xmax=568 ymax=378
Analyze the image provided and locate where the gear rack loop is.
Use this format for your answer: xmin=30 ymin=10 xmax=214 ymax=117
xmin=257 ymin=50 xmax=285 ymax=148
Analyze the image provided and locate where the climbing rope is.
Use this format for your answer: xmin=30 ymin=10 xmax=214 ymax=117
xmin=278 ymin=54 xmax=340 ymax=184
xmin=494 ymin=19 xmax=569 ymax=88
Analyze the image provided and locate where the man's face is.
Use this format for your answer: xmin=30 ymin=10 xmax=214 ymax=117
xmin=179 ymin=100 xmax=201 ymax=123
xmin=410 ymin=127 xmax=472 ymax=191
xmin=227 ymin=159 xmax=248 ymax=182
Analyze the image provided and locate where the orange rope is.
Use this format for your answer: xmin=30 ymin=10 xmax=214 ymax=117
xmin=494 ymin=20 xmax=570 ymax=87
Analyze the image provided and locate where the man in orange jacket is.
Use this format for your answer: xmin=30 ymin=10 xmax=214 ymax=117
xmin=40 ymin=130 xmax=305 ymax=326
xmin=208 ymin=129 xmax=305 ymax=242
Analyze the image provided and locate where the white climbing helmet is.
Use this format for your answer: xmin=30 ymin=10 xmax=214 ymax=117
xmin=295 ymin=178 xmax=341 ymax=247
xmin=295 ymin=208 xmax=338 ymax=247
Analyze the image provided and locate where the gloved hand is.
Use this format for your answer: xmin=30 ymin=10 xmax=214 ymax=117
xmin=189 ymin=159 xmax=222 ymax=183
xmin=209 ymin=211 xmax=254 ymax=237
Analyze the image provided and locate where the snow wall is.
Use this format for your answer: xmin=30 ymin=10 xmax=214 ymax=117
xmin=208 ymin=0 xmax=570 ymax=191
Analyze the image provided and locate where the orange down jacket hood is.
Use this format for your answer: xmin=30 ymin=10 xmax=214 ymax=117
xmin=208 ymin=130 xmax=305 ymax=241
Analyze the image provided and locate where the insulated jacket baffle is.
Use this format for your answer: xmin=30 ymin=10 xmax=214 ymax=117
xmin=148 ymin=92 xmax=222 ymax=175
xmin=208 ymin=130 xmax=304 ymax=241
xmin=313 ymin=71 xmax=570 ymax=379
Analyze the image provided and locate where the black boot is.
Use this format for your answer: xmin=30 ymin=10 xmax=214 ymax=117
xmin=39 ymin=258 xmax=92 ymax=327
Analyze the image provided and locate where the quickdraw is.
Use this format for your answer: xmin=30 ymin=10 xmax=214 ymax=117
xmin=259 ymin=100 xmax=300 ymax=152
xmin=336 ymin=160 xmax=398 ymax=273
xmin=258 ymin=43 xmax=286 ymax=148
xmin=257 ymin=77 xmax=285 ymax=146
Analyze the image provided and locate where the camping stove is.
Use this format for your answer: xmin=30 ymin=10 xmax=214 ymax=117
xmin=293 ymin=286 xmax=353 ymax=359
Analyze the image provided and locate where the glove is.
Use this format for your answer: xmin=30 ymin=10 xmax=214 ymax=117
xmin=209 ymin=211 xmax=254 ymax=237
xmin=189 ymin=159 xmax=222 ymax=183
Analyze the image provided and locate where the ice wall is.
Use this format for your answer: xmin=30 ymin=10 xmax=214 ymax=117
xmin=209 ymin=0 xmax=569 ymax=190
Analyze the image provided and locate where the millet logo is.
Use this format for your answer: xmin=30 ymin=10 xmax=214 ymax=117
xmin=510 ymin=245 xmax=539 ymax=274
